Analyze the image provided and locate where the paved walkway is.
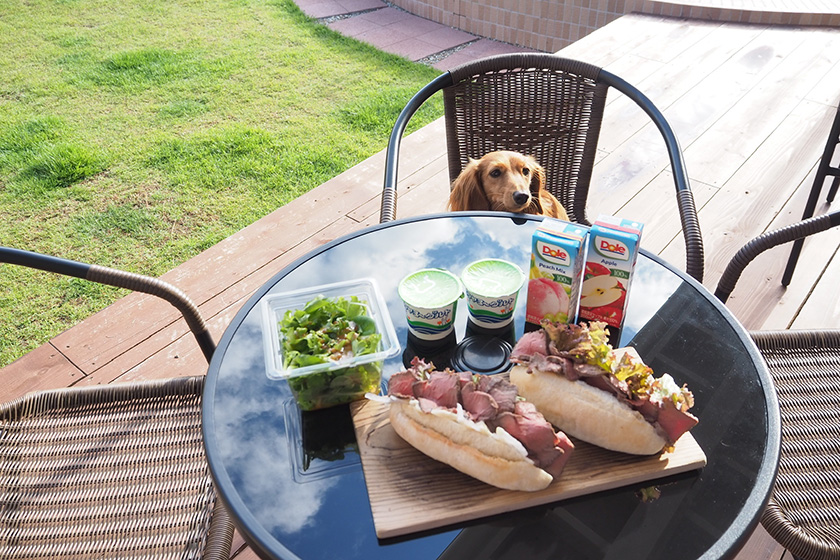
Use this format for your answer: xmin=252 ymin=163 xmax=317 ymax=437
xmin=294 ymin=0 xmax=840 ymax=72
xmin=294 ymin=0 xmax=538 ymax=71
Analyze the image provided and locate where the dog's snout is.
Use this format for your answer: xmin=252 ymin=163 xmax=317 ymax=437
xmin=513 ymin=191 xmax=530 ymax=206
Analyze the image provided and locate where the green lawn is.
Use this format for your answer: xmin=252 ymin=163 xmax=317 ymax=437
xmin=0 ymin=0 xmax=443 ymax=367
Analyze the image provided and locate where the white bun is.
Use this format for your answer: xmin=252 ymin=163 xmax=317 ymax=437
xmin=510 ymin=365 xmax=666 ymax=455
xmin=389 ymin=399 xmax=553 ymax=492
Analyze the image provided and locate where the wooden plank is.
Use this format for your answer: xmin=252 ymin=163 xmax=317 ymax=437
xmin=718 ymin=168 xmax=840 ymax=331
xmin=596 ymin=21 xmax=766 ymax=155
xmin=586 ymin=25 xmax=807 ymax=221
xmin=559 ymin=15 xmax=706 ymax=69
xmin=351 ymin=397 xmax=706 ymax=539
xmin=615 ymin=172 xmax=718 ymax=258
xmin=681 ymin=26 xmax=840 ymax=188
xmin=789 ymin=243 xmax=840 ymax=329
xmin=686 ymin=99 xmax=837 ymax=291
xmin=346 ymin=117 xmax=448 ymax=222
xmin=734 ymin=524 xmax=787 ymax=560
xmin=0 ymin=344 xmax=84 ymax=400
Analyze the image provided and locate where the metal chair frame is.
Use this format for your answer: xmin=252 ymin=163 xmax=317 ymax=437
xmin=782 ymin=101 xmax=840 ymax=286
xmin=381 ymin=53 xmax=704 ymax=282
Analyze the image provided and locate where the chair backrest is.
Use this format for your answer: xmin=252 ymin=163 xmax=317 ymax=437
xmin=381 ymin=53 xmax=704 ymax=282
xmin=442 ymin=56 xmax=607 ymax=225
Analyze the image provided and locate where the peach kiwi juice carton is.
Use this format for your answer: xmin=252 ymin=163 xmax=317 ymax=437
xmin=579 ymin=215 xmax=644 ymax=343
xmin=525 ymin=218 xmax=589 ymax=328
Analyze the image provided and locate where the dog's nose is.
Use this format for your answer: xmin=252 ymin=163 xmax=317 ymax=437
xmin=513 ymin=192 xmax=530 ymax=206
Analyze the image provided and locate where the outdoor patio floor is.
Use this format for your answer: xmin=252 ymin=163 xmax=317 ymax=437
xmin=2 ymin=10 xmax=839 ymax=560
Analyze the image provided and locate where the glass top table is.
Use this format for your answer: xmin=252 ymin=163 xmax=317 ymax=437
xmin=202 ymin=212 xmax=780 ymax=560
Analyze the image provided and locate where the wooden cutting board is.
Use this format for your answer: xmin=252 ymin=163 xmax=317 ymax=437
xmin=350 ymin=398 xmax=706 ymax=539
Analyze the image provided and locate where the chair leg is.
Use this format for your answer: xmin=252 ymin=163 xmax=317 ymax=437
xmin=782 ymin=104 xmax=840 ymax=286
xmin=827 ymin=173 xmax=839 ymax=203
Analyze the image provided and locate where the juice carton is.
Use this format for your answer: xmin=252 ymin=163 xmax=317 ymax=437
xmin=579 ymin=215 xmax=644 ymax=343
xmin=525 ymin=219 xmax=589 ymax=328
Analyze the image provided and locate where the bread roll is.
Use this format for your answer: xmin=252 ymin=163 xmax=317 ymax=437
xmin=389 ymin=398 xmax=554 ymax=491
xmin=510 ymin=365 xmax=667 ymax=455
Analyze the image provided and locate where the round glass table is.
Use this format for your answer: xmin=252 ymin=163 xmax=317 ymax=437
xmin=202 ymin=212 xmax=780 ymax=560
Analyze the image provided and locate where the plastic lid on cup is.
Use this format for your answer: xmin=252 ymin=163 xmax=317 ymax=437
xmin=398 ymin=268 xmax=462 ymax=308
xmin=461 ymin=259 xmax=525 ymax=297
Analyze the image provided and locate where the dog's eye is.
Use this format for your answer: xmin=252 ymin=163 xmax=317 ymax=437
xmin=489 ymin=169 xmax=502 ymax=178
xmin=522 ymin=168 xmax=530 ymax=176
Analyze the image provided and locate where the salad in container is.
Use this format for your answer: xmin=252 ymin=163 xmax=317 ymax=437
xmin=261 ymin=278 xmax=400 ymax=411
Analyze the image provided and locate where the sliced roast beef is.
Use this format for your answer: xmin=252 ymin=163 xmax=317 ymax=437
xmin=631 ymin=395 xmax=660 ymax=423
xmin=416 ymin=397 xmax=439 ymax=413
xmin=462 ymin=390 xmax=498 ymax=422
xmin=510 ymin=330 xmax=548 ymax=361
xmin=523 ymin=353 xmax=569 ymax=376
xmin=571 ymin=362 xmax=610 ymax=379
xmin=477 ymin=375 xmax=518 ymax=414
xmin=413 ymin=371 xmax=460 ymax=409
xmin=388 ymin=371 xmax=417 ymax=398
xmin=387 ymin=359 xmax=575 ymax=479
xmin=491 ymin=401 xmax=574 ymax=478
xmin=583 ymin=372 xmax=630 ymax=402
xmin=655 ymin=400 xmax=699 ymax=444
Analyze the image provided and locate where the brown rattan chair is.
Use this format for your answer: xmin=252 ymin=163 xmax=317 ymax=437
xmin=0 ymin=247 xmax=234 ymax=560
xmin=714 ymin=213 xmax=840 ymax=560
xmin=381 ymin=53 xmax=704 ymax=282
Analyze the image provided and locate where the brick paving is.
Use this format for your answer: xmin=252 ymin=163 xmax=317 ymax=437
xmin=294 ymin=0 xmax=840 ymax=71
xmin=295 ymin=0 xmax=539 ymax=71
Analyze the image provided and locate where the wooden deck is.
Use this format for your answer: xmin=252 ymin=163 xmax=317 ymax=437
xmin=2 ymin=13 xmax=840 ymax=560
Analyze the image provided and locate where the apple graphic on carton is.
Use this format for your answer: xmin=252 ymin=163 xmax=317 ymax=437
xmin=579 ymin=274 xmax=627 ymax=325
xmin=526 ymin=277 xmax=570 ymax=322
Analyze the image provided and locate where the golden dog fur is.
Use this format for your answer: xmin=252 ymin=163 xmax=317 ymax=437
xmin=448 ymin=150 xmax=569 ymax=220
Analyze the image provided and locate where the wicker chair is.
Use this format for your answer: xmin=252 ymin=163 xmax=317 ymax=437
xmin=0 ymin=247 xmax=234 ymax=560
xmin=381 ymin=53 xmax=704 ymax=282
xmin=714 ymin=213 xmax=840 ymax=560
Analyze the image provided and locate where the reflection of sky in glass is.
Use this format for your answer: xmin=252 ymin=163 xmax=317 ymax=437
xmin=618 ymin=257 xmax=683 ymax=345
xmin=214 ymin=319 xmax=341 ymax=535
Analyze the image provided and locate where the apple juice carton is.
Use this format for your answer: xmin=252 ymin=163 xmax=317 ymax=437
xmin=525 ymin=218 xmax=589 ymax=328
xmin=579 ymin=215 xmax=644 ymax=344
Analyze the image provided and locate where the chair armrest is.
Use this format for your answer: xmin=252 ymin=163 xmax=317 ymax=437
xmin=714 ymin=211 xmax=840 ymax=302
xmin=381 ymin=73 xmax=452 ymax=223
xmin=0 ymin=247 xmax=216 ymax=362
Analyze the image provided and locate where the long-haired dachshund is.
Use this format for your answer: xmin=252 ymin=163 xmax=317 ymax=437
xmin=448 ymin=150 xmax=569 ymax=220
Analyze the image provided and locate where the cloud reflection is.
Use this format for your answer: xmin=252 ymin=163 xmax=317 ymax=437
xmin=214 ymin=318 xmax=339 ymax=535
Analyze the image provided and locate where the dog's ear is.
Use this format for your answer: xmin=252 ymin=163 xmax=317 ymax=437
xmin=528 ymin=158 xmax=548 ymax=214
xmin=449 ymin=158 xmax=491 ymax=211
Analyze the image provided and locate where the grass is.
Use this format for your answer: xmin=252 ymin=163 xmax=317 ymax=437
xmin=0 ymin=0 xmax=443 ymax=368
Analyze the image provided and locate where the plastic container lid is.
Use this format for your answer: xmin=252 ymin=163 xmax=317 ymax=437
xmin=451 ymin=335 xmax=513 ymax=375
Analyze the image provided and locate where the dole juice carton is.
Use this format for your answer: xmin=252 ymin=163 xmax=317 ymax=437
xmin=579 ymin=215 xmax=644 ymax=343
xmin=525 ymin=218 xmax=589 ymax=328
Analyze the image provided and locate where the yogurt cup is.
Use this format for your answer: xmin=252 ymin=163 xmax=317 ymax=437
xmin=398 ymin=269 xmax=463 ymax=341
xmin=461 ymin=259 xmax=526 ymax=329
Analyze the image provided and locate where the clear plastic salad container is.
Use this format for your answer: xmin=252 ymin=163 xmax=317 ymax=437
xmin=261 ymin=278 xmax=400 ymax=411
